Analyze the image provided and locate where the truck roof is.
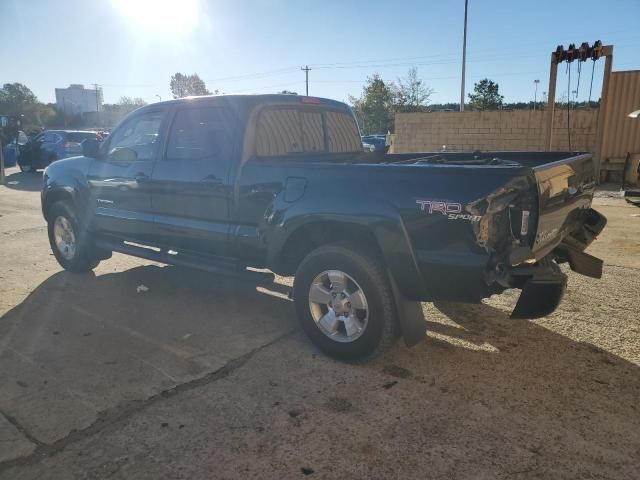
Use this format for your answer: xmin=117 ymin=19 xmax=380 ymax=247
xmin=141 ymin=94 xmax=352 ymax=112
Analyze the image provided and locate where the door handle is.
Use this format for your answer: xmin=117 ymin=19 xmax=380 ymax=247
xmin=202 ymin=175 xmax=224 ymax=189
xmin=203 ymin=174 xmax=222 ymax=184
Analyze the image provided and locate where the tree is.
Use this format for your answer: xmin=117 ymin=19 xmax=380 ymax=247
xmin=117 ymin=96 xmax=147 ymax=114
xmin=24 ymin=103 xmax=56 ymax=129
xmin=349 ymin=74 xmax=395 ymax=134
xmin=278 ymin=90 xmax=298 ymax=95
xmin=0 ymin=83 xmax=38 ymax=111
xmin=0 ymin=83 xmax=54 ymax=134
xmin=170 ymin=73 xmax=211 ymax=98
xmin=393 ymin=68 xmax=433 ymax=113
xmin=468 ymin=79 xmax=504 ymax=111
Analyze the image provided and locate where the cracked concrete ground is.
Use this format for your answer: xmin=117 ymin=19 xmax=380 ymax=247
xmin=1 ymin=166 xmax=639 ymax=479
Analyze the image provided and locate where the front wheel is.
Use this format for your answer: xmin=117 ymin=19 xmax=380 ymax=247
xmin=293 ymin=244 xmax=399 ymax=361
xmin=47 ymin=201 xmax=100 ymax=272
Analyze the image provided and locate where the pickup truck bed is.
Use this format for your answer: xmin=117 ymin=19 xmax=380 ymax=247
xmin=41 ymin=94 xmax=606 ymax=360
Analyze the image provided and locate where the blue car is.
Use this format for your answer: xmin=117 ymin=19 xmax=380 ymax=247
xmin=18 ymin=130 xmax=98 ymax=172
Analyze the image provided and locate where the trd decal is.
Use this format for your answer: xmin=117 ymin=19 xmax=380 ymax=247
xmin=416 ymin=200 xmax=461 ymax=214
xmin=416 ymin=199 xmax=482 ymax=222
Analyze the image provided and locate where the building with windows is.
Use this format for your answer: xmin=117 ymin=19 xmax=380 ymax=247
xmin=55 ymin=84 xmax=103 ymax=115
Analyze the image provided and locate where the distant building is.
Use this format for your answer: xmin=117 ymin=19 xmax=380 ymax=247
xmin=55 ymin=84 xmax=103 ymax=115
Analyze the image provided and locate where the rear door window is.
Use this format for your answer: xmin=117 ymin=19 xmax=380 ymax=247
xmin=165 ymin=107 xmax=230 ymax=161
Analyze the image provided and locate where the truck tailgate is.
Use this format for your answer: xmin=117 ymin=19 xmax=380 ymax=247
xmin=531 ymin=153 xmax=599 ymax=257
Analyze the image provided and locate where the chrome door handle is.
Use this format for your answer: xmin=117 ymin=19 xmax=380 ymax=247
xmin=203 ymin=174 xmax=222 ymax=184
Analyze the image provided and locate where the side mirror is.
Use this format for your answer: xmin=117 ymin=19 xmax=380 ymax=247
xmin=82 ymin=138 xmax=100 ymax=158
xmin=110 ymin=147 xmax=138 ymax=162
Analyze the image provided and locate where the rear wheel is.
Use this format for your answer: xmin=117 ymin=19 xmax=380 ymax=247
xmin=47 ymin=201 xmax=101 ymax=272
xmin=19 ymin=163 xmax=35 ymax=173
xmin=293 ymin=244 xmax=399 ymax=361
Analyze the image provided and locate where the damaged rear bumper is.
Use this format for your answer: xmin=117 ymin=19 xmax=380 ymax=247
xmin=510 ymin=261 xmax=567 ymax=319
xmin=503 ymin=208 xmax=607 ymax=319
xmin=509 ymin=246 xmax=603 ymax=320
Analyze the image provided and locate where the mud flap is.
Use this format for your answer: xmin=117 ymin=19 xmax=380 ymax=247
xmin=389 ymin=276 xmax=427 ymax=347
xmin=555 ymin=245 xmax=603 ymax=279
xmin=511 ymin=275 xmax=567 ymax=320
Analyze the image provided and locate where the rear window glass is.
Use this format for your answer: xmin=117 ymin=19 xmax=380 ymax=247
xmin=325 ymin=111 xmax=362 ymax=153
xmin=255 ymin=108 xmax=360 ymax=157
xmin=256 ymin=109 xmax=303 ymax=156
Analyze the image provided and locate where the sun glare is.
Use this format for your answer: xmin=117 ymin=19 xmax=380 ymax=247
xmin=111 ymin=0 xmax=199 ymax=33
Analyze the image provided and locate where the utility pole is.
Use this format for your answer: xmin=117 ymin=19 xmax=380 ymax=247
xmin=460 ymin=0 xmax=469 ymax=112
xmin=301 ymin=65 xmax=311 ymax=96
xmin=92 ymin=83 xmax=101 ymax=127
xmin=533 ymin=79 xmax=540 ymax=110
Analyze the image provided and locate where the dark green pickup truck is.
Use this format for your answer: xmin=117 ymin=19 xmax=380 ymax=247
xmin=41 ymin=94 xmax=606 ymax=360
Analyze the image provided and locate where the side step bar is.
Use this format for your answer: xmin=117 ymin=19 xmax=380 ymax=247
xmin=95 ymin=237 xmax=275 ymax=283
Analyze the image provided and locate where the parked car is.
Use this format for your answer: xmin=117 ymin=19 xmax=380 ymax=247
xmin=41 ymin=94 xmax=606 ymax=360
xmin=1 ymin=131 xmax=28 ymax=167
xmin=18 ymin=130 xmax=99 ymax=172
xmin=362 ymin=141 xmax=375 ymax=152
xmin=361 ymin=134 xmax=387 ymax=151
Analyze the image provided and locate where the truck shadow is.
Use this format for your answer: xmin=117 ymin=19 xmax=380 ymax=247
xmin=0 ymin=265 xmax=295 ymax=361
xmin=2 ymin=170 xmax=43 ymax=192
xmin=2 ymin=265 xmax=639 ymax=470
xmin=0 ymin=264 xmax=297 ymax=443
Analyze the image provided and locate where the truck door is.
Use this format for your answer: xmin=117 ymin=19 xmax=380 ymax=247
xmin=149 ymin=105 xmax=235 ymax=256
xmin=87 ymin=108 xmax=167 ymax=243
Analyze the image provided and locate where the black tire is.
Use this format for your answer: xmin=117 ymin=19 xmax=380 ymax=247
xmin=18 ymin=163 xmax=36 ymax=173
xmin=293 ymin=243 xmax=400 ymax=361
xmin=47 ymin=201 xmax=101 ymax=272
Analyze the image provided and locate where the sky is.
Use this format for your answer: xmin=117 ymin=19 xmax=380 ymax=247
xmin=1 ymin=0 xmax=639 ymax=106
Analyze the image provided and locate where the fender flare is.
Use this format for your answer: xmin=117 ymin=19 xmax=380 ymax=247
xmin=265 ymin=199 xmax=427 ymax=301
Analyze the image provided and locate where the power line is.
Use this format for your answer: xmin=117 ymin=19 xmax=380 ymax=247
xmin=205 ymin=67 xmax=299 ymax=84
xmin=73 ymin=41 xmax=635 ymax=92
xmin=226 ymin=81 xmax=304 ymax=94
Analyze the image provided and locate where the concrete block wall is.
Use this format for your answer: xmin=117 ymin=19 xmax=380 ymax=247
xmin=393 ymin=108 xmax=598 ymax=153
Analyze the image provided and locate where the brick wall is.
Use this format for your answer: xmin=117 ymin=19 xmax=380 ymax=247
xmin=393 ymin=108 xmax=599 ymax=153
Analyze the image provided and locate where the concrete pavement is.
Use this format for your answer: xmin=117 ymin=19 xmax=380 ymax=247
xmin=1 ymin=166 xmax=639 ymax=479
